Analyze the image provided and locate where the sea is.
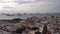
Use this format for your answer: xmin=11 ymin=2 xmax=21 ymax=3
xmin=0 ymin=13 xmax=60 ymax=20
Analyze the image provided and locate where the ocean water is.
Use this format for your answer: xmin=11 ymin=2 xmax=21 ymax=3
xmin=0 ymin=13 xmax=60 ymax=20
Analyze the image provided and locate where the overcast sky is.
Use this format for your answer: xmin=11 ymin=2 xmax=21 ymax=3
xmin=0 ymin=0 xmax=60 ymax=13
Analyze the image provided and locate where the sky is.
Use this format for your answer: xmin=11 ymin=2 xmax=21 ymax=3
xmin=0 ymin=0 xmax=60 ymax=13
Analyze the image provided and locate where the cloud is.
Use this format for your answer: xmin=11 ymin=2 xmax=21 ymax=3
xmin=0 ymin=0 xmax=60 ymax=13
xmin=0 ymin=0 xmax=36 ymax=4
